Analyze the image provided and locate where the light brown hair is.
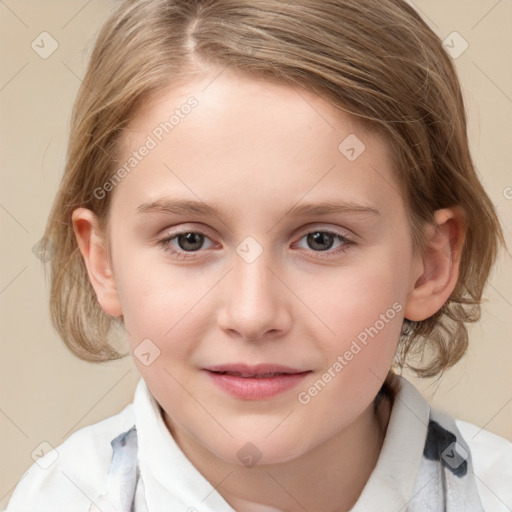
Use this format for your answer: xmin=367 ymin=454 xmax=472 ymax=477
xmin=41 ymin=0 xmax=506 ymax=389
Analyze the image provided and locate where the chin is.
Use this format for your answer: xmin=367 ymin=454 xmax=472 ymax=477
xmin=214 ymin=433 xmax=313 ymax=468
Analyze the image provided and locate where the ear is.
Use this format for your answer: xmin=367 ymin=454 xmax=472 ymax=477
xmin=404 ymin=207 xmax=466 ymax=321
xmin=71 ymin=208 xmax=123 ymax=317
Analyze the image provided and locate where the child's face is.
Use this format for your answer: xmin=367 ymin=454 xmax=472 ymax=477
xmin=104 ymin=69 xmax=424 ymax=464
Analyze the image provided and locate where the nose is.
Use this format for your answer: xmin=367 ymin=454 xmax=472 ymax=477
xmin=217 ymin=249 xmax=292 ymax=342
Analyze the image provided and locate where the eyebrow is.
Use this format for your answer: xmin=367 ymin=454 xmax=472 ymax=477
xmin=136 ymin=198 xmax=380 ymax=219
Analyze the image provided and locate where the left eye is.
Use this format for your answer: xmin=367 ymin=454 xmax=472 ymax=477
xmin=294 ymin=230 xmax=353 ymax=254
xmin=157 ymin=228 xmax=354 ymax=260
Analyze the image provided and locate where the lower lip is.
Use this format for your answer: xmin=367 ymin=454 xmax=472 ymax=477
xmin=204 ymin=370 xmax=310 ymax=400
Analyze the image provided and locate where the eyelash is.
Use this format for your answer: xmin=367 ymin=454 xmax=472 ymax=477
xmin=157 ymin=227 xmax=355 ymax=261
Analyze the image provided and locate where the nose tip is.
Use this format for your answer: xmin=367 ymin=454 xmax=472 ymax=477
xmin=217 ymin=256 xmax=291 ymax=342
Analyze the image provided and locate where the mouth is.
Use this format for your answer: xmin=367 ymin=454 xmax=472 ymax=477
xmin=203 ymin=363 xmax=311 ymax=400
xmin=211 ymin=371 xmax=295 ymax=378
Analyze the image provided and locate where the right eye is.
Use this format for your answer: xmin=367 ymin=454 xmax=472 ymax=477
xmin=157 ymin=229 xmax=216 ymax=260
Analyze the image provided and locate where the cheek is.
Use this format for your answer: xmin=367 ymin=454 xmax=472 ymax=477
xmin=112 ymin=247 xmax=201 ymax=334
xmin=297 ymin=272 xmax=404 ymax=424
xmin=113 ymin=257 xmax=221 ymax=381
xmin=304 ymin=256 xmax=408 ymax=392
xmin=312 ymin=265 xmax=407 ymax=341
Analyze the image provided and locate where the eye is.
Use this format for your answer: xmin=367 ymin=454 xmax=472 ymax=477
xmin=157 ymin=227 xmax=355 ymax=261
xmin=293 ymin=229 xmax=355 ymax=258
xmin=157 ymin=230 xmax=215 ymax=260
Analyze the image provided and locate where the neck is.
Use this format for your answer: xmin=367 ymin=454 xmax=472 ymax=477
xmin=164 ymin=395 xmax=392 ymax=512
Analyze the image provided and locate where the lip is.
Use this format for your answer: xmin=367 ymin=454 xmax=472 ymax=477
xmin=204 ymin=363 xmax=311 ymax=400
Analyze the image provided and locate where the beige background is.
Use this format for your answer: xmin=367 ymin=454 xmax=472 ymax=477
xmin=1 ymin=0 xmax=511 ymax=507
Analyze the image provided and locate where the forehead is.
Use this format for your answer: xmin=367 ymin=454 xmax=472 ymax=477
xmin=123 ymin=70 xmax=377 ymax=154
xmin=112 ymin=69 xmax=405 ymax=221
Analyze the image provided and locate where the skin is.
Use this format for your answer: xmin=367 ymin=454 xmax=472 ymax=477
xmin=73 ymin=68 xmax=465 ymax=512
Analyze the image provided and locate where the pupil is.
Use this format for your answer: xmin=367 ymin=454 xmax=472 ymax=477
xmin=308 ymin=232 xmax=334 ymax=251
xmin=176 ymin=232 xmax=335 ymax=253
xmin=178 ymin=232 xmax=204 ymax=251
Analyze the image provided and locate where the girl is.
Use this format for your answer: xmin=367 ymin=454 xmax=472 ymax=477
xmin=7 ymin=0 xmax=512 ymax=510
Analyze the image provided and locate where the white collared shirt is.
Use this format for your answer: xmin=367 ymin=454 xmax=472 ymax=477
xmin=6 ymin=376 xmax=512 ymax=511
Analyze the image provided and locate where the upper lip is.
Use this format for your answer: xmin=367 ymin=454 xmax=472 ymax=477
xmin=205 ymin=363 xmax=310 ymax=377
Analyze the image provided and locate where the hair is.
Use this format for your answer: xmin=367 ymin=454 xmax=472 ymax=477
xmin=41 ymin=0 xmax=506 ymax=402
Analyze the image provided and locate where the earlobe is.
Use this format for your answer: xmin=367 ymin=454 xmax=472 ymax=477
xmin=71 ymin=208 xmax=123 ymax=317
xmin=404 ymin=208 xmax=466 ymax=322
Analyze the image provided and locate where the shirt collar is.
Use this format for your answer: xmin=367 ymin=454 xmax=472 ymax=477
xmin=134 ymin=374 xmax=430 ymax=511
xmin=350 ymin=375 xmax=431 ymax=510
xmin=133 ymin=377 xmax=236 ymax=511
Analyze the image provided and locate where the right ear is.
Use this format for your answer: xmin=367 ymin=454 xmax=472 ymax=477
xmin=71 ymin=208 xmax=123 ymax=317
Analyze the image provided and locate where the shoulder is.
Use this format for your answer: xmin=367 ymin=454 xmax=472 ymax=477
xmin=6 ymin=401 xmax=135 ymax=512
xmin=456 ymin=418 xmax=512 ymax=512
